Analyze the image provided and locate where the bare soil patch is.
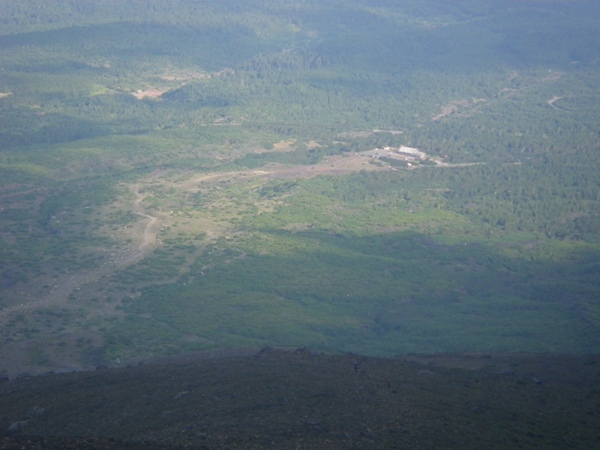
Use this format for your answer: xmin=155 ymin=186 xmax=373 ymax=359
xmin=271 ymin=139 xmax=296 ymax=151
xmin=432 ymin=98 xmax=486 ymax=121
xmin=160 ymin=71 xmax=210 ymax=82
xmin=131 ymin=89 xmax=167 ymax=99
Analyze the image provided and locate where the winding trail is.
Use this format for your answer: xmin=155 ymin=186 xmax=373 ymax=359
xmin=0 ymin=184 xmax=160 ymax=323
xmin=547 ymin=96 xmax=572 ymax=112
xmin=122 ymin=184 xmax=159 ymax=264
xmin=1 ymin=150 xmax=483 ymax=325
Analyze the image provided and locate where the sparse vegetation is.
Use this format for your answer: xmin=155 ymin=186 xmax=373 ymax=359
xmin=2 ymin=350 xmax=600 ymax=449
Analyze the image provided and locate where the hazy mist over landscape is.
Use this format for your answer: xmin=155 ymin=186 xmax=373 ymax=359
xmin=1 ymin=0 xmax=599 ymax=377
xmin=2 ymin=1 xmax=600 ymax=448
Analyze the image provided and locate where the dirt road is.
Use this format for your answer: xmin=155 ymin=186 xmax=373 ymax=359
xmin=0 ymin=185 xmax=160 ymax=323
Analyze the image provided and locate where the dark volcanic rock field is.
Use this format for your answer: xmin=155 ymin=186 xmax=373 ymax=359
xmin=1 ymin=350 xmax=599 ymax=449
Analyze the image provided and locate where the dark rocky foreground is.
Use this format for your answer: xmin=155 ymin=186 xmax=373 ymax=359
xmin=1 ymin=349 xmax=599 ymax=449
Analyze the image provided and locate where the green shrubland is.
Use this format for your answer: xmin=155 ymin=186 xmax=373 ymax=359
xmin=1 ymin=0 xmax=599 ymax=369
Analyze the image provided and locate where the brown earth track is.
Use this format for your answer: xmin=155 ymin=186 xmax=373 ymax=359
xmin=0 ymin=185 xmax=160 ymax=326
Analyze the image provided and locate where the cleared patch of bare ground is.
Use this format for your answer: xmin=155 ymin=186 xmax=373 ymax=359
xmin=0 ymin=148 xmax=478 ymax=378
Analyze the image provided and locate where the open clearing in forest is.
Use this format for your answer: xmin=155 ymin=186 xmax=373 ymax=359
xmin=0 ymin=142 xmax=478 ymax=376
xmin=0 ymin=143 xmax=472 ymax=324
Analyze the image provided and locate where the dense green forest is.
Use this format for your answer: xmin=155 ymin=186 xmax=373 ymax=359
xmin=1 ymin=0 xmax=599 ymax=375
